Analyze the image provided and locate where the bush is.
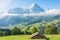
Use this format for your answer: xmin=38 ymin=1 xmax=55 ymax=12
xmin=30 ymin=25 xmax=38 ymax=34
xmin=22 ymin=27 xmax=31 ymax=34
xmin=44 ymin=25 xmax=58 ymax=34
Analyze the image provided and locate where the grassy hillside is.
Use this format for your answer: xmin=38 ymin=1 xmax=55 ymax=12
xmin=0 ymin=35 xmax=60 ymax=40
xmin=46 ymin=35 xmax=60 ymax=40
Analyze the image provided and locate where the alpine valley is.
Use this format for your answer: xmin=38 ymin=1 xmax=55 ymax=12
xmin=0 ymin=3 xmax=60 ymax=29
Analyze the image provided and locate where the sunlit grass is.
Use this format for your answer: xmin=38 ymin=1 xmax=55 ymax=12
xmin=0 ymin=35 xmax=60 ymax=40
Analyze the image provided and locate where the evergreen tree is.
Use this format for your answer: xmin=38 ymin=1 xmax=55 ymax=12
xmin=11 ymin=27 xmax=21 ymax=35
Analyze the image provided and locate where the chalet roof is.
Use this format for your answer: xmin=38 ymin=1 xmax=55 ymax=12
xmin=31 ymin=32 xmax=46 ymax=39
xmin=31 ymin=32 xmax=39 ymax=37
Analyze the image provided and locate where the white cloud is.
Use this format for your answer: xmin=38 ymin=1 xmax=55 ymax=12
xmin=0 ymin=13 xmax=20 ymax=19
xmin=0 ymin=9 xmax=60 ymax=19
xmin=45 ymin=9 xmax=60 ymax=15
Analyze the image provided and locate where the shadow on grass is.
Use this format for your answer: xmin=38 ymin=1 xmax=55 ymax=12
xmin=30 ymin=38 xmax=49 ymax=40
xmin=46 ymin=38 xmax=49 ymax=40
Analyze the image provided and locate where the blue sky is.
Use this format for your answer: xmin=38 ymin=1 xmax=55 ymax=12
xmin=0 ymin=0 xmax=60 ymax=12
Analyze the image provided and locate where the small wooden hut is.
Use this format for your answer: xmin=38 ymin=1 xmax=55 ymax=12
xmin=31 ymin=32 xmax=46 ymax=39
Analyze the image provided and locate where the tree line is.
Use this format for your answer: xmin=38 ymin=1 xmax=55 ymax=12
xmin=0 ymin=24 xmax=59 ymax=36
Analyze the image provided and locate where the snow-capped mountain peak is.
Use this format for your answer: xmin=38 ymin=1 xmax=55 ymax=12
xmin=29 ymin=3 xmax=45 ymax=13
xmin=29 ymin=3 xmax=38 ymax=9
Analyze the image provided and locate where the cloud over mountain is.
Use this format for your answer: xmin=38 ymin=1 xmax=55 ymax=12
xmin=0 ymin=9 xmax=60 ymax=19
xmin=45 ymin=9 xmax=60 ymax=15
xmin=0 ymin=4 xmax=60 ymax=18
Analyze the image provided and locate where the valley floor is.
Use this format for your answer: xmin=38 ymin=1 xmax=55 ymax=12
xmin=0 ymin=35 xmax=60 ymax=40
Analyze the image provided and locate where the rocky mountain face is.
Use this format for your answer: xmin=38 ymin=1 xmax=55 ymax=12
xmin=8 ymin=3 xmax=45 ymax=14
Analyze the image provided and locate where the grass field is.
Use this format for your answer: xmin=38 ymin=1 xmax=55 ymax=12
xmin=0 ymin=35 xmax=60 ymax=40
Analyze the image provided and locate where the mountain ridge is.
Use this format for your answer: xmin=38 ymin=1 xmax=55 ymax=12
xmin=8 ymin=3 xmax=45 ymax=14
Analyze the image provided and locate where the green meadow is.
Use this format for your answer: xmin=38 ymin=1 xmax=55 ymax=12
xmin=0 ymin=35 xmax=60 ymax=40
